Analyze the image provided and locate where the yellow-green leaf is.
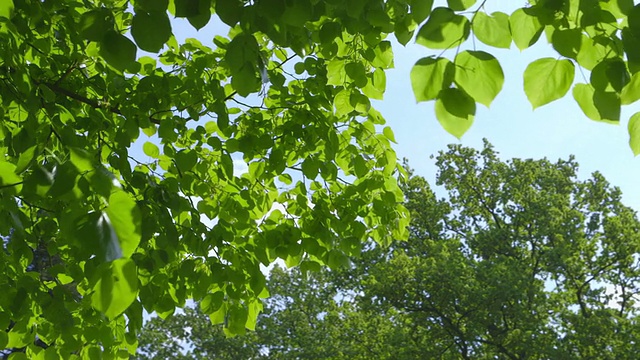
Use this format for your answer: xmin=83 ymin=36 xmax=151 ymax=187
xmin=410 ymin=57 xmax=454 ymax=102
xmin=523 ymin=58 xmax=574 ymax=109
xmin=573 ymin=83 xmax=620 ymax=123
xmin=91 ymin=259 xmax=138 ymax=319
xmin=621 ymin=72 xmax=640 ymax=105
xmin=472 ymin=11 xmax=511 ymax=49
xmin=435 ymin=88 xmax=475 ymax=139
xmin=454 ymin=50 xmax=504 ymax=107
xmin=416 ymin=7 xmax=470 ymax=49
xmin=510 ymin=8 xmax=542 ymax=50
xmin=105 ymin=190 xmax=142 ymax=258
xmin=628 ymin=112 xmax=640 ymax=155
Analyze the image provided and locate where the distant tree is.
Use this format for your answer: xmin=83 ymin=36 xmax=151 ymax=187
xmin=362 ymin=141 xmax=640 ymax=359
xmin=138 ymin=141 xmax=640 ymax=359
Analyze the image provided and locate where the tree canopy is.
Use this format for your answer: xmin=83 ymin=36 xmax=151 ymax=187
xmin=137 ymin=142 xmax=640 ymax=359
xmin=1 ymin=0 xmax=639 ymax=357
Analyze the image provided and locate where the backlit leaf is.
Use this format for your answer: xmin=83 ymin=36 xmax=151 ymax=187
xmin=472 ymin=11 xmax=511 ymax=49
xmin=454 ymin=51 xmax=504 ymax=107
xmin=99 ymin=31 xmax=137 ymax=72
xmin=628 ymin=112 xmax=640 ymax=156
xmin=410 ymin=57 xmax=454 ymax=102
xmin=411 ymin=0 xmax=434 ymax=24
xmin=79 ymin=9 xmax=114 ymax=41
xmin=621 ymin=72 xmax=640 ymax=105
xmin=510 ymin=8 xmax=542 ymax=50
xmin=447 ymin=0 xmax=476 ymax=11
xmin=105 ymin=190 xmax=142 ymax=258
xmin=143 ymin=142 xmax=160 ymax=158
xmin=573 ymin=83 xmax=620 ymax=123
xmin=416 ymin=7 xmax=470 ymax=49
xmin=383 ymin=126 xmax=397 ymax=143
xmin=0 ymin=161 xmax=22 ymax=193
xmin=435 ymin=88 xmax=475 ymax=139
xmin=91 ymin=259 xmax=138 ymax=319
xmin=131 ymin=11 xmax=172 ymax=53
xmin=524 ymin=58 xmax=575 ymax=109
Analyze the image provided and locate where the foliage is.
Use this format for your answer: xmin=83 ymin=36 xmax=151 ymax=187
xmin=1 ymin=0 xmax=639 ymax=357
xmin=363 ymin=142 xmax=640 ymax=358
xmin=408 ymin=0 xmax=640 ymax=145
xmin=138 ymin=142 xmax=640 ymax=359
xmin=0 ymin=0 xmax=411 ymax=357
xmin=136 ymin=265 xmax=408 ymax=360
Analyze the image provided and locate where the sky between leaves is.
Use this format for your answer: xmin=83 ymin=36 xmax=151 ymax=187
xmin=130 ymin=0 xmax=640 ymax=212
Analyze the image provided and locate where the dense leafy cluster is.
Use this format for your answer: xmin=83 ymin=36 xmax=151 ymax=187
xmin=138 ymin=143 xmax=640 ymax=359
xmin=0 ymin=0 xmax=412 ymax=357
xmin=1 ymin=0 xmax=639 ymax=357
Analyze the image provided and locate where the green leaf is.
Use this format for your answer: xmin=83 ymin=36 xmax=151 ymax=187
xmin=226 ymin=33 xmax=260 ymax=96
xmin=200 ymin=291 xmax=224 ymax=314
xmin=362 ymin=68 xmax=386 ymax=100
xmin=447 ymin=0 xmax=476 ymax=11
xmin=411 ymin=0 xmax=434 ymax=24
xmin=383 ymin=126 xmax=397 ymax=143
xmin=472 ymin=11 xmax=511 ymax=49
xmin=576 ymin=35 xmax=614 ymax=70
xmin=143 ymin=142 xmax=160 ymax=158
xmin=327 ymin=250 xmax=350 ymax=269
xmin=350 ymin=92 xmax=371 ymax=114
xmin=215 ymin=0 xmax=243 ymax=26
xmin=99 ymin=31 xmax=137 ymax=72
xmin=134 ymin=0 xmax=169 ymax=12
xmin=573 ymin=83 xmax=620 ymax=123
xmin=246 ymin=300 xmax=262 ymax=331
xmin=227 ymin=305 xmax=248 ymax=335
xmin=628 ymin=112 xmax=640 ymax=156
xmin=91 ymin=258 xmax=138 ymax=319
xmin=186 ymin=0 xmax=211 ymax=30
xmin=621 ymin=72 xmax=640 ymax=105
xmin=590 ymin=59 xmax=629 ymax=93
xmin=302 ymin=157 xmax=319 ymax=179
xmin=0 ymin=161 xmax=22 ymax=193
xmin=523 ymin=58 xmax=575 ymax=109
xmin=48 ymin=161 xmax=78 ymax=197
xmin=510 ymin=8 xmax=542 ymax=50
xmin=0 ymin=330 xmax=6 ymax=350
xmin=175 ymin=149 xmax=198 ymax=171
xmin=454 ymin=50 xmax=504 ymax=107
xmin=79 ymin=9 xmax=114 ymax=41
xmin=15 ymin=145 xmax=37 ymax=173
xmin=602 ymin=0 xmax=633 ymax=19
xmin=371 ymin=41 xmax=394 ymax=69
xmin=131 ymin=11 xmax=172 ymax=53
xmin=435 ymin=88 xmax=475 ymax=139
xmin=231 ymin=63 xmax=260 ymax=97
xmin=334 ymin=89 xmax=355 ymax=117
xmin=416 ymin=7 xmax=470 ymax=49
xmin=174 ymin=0 xmax=205 ymax=17
xmin=551 ymin=28 xmax=581 ymax=59
xmin=345 ymin=62 xmax=368 ymax=88
xmin=410 ymin=57 xmax=454 ymax=102
xmin=327 ymin=59 xmax=346 ymax=86
xmin=105 ymin=190 xmax=142 ymax=258
xmin=69 ymin=147 xmax=94 ymax=173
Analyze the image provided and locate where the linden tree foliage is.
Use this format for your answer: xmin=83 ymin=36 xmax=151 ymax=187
xmin=409 ymin=0 xmax=640 ymax=147
xmin=0 ymin=0 xmax=415 ymax=357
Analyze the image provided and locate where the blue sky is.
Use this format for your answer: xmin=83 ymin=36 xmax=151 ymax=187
xmin=379 ymin=0 xmax=640 ymax=211
xmin=151 ymin=1 xmax=640 ymax=212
